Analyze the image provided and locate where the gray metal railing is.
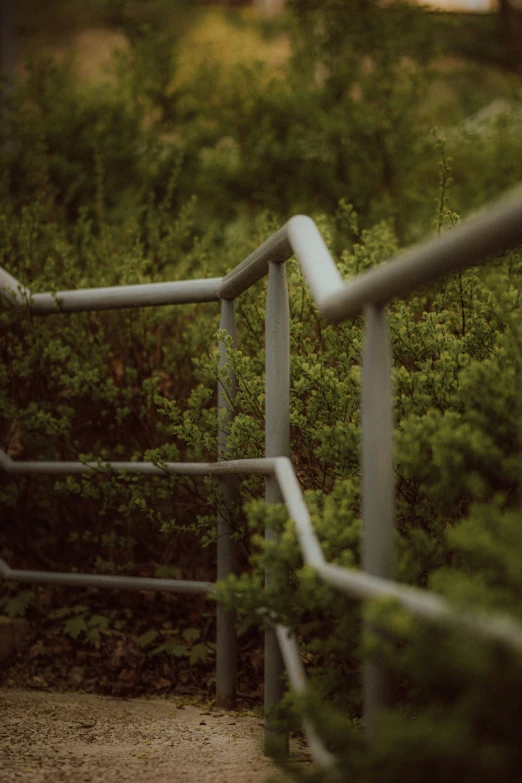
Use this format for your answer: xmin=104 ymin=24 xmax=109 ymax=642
xmin=1 ymin=185 xmax=522 ymax=769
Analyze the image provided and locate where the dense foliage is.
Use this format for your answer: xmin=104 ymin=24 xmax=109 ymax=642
xmin=1 ymin=0 xmax=522 ymax=778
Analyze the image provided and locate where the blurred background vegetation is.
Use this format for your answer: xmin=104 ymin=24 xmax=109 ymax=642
xmin=2 ymin=0 xmax=521 ymax=236
xmin=1 ymin=1 xmax=522 ymax=779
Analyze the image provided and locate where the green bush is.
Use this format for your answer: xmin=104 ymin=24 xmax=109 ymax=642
xmin=0 ymin=186 xmax=223 ymax=576
xmin=1 ymin=1 xmax=522 ymax=775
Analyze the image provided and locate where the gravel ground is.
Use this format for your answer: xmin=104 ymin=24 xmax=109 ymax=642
xmin=0 ymin=689 xmax=309 ymax=783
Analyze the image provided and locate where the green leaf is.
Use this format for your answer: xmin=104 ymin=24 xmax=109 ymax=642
xmin=189 ymin=643 xmax=208 ymax=666
xmin=89 ymin=614 xmax=110 ymax=628
xmin=64 ymin=615 xmax=88 ymax=640
xmin=150 ymin=641 xmax=189 ymax=658
xmin=167 ymin=643 xmax=189 ymax=658
xmin=85 ymin=627 xmax=101 ymax=645
xmin=138 ymin=629 xmax=158 ymax=648
xmin=49 ymin=606 xmax=73 ymax=620
xmin=2 ymin=590 xmax=34 ymax=618
xmin=182 ymin=627 xmax=201 ymax=642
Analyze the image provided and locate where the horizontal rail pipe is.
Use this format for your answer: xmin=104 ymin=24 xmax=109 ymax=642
xmin=2 ymin=186 xmax=521 ymax=328
xmin=0 ymin=274 xmax=223 ymax=313
xmin=0 ymin=558 xmax=215 ymax=594
xmin=0 ymin=450 xmax=276 ymax=477
xmin=6 ymin=451 xmax=522 ymax=656
xmin=316 ymin=562 xmax=522 ymax=652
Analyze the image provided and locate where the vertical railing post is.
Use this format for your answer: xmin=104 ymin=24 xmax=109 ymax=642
xmin=216 ymin=298 xmax=239 ymax=708
xmin=264 ymin=261 xmax=290 ymax=755
xmin=361 ymin=304 xmax=395 ymax=741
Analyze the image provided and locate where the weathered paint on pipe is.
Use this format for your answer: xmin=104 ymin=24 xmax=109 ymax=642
xmin=0 ymin=451 xmax=277 ymax=477
xmin=0 ymin=276 xmax=222 ymax=312
xmin=0 ymin=268 xmax=31 ymax=305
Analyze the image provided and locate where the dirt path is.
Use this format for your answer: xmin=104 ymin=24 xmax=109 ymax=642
xmin=0 ymin=689 xmax=309 ymax=783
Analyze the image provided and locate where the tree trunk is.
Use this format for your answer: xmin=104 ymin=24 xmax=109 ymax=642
xmin=0 ymin=0 xmax=15 ymax=82
xmin=499 ymin=0 xmax=522 ymax=67
xmin=0 ymin=0 xmax=15 ymax=146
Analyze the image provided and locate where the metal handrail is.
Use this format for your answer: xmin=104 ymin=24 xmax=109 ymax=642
xmin=2 ymin=184 xmax=522 ymax=769
xmin=2 ymin=187 xmax=520 ymax=316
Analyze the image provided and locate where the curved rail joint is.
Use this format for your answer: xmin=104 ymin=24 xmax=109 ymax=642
xmin=217 ymin=215 xmax=344 ymax=311
xmin=218 ymin=186 xmax=522 ymax=323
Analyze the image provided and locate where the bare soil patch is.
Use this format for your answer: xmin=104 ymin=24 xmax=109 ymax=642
xmin=0 ymin=689 xmax=309 ymax=783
